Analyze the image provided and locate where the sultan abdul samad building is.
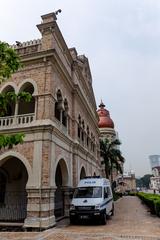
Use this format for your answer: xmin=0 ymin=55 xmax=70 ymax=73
xmin=0 ymin=12 xmax=102 ymax=229
xmin=0 ymin=12 xmax=119 ymax=229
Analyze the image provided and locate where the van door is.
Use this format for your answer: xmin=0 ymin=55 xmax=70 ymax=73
xmin=104 ymin=186 xmax=112 ymax=215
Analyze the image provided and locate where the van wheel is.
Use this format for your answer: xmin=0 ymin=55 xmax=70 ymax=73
xmin=101 ymin=213 xmax=106 ymax=225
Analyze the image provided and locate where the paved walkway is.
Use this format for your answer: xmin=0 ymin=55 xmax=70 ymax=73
xmin=0 ymin=196 xmax=160 ymax=240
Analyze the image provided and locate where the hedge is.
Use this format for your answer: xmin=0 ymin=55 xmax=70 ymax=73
xmin=137 ymin=192 xmax=160 ymax=217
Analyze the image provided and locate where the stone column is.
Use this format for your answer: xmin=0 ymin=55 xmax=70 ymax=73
xmin=34 ymin=95 xmax=38 ymax=120
xmin=62 ymin=187 xmax=73 ymax=216
xmin=24 ymin=187 xmax=56 ymax=230
xmin=72 ymin=152 xmax=78 ymax=187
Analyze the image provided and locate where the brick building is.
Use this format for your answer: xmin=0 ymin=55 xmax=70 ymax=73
xmin=150 ymin=166 xmax=160 ymax=191
xmin=0 ymin=12 xmax=101 ymax=229
xmin=118 ymin=171 xmax=136 ymax=193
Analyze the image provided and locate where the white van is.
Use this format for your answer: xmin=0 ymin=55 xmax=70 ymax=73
xmin=69 ymin=176 xmax=114 ymax=225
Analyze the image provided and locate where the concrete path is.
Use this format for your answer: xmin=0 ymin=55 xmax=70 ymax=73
xmin=0 ymin=196 xmax=160 ymax=240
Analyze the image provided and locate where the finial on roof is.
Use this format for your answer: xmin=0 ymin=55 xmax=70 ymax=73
xmin=54 ymin=9 xmax=62 ymax=15
xmin=99 ymin=100 xmax=105 ymax=108
xmin=15 ymin=41 xmax=22 ymax=47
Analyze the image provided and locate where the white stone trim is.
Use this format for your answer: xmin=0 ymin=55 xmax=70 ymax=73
xmin=24 ymin=215 xmax=55 ymax=229
xmin=0 ymin=82 xmax=17 ymax=94
xmin=17 ymin=78 xmax=38 ymax=95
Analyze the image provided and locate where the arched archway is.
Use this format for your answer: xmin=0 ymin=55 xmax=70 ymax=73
xmin=80 ymin=166 xmax=86 ymax=179
xmin=0 ymin=157 xmax=28 ymax=222
xmin=54 ymin=159 xmax=69 ymax=218
xmin=18 ymin=82 xmax=35 ymax=115
xmin=1 ymin=85 xmax=16 ymax=117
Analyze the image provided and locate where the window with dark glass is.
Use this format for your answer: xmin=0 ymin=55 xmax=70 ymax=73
xmin=81 ymin=120 xmax=85 ymax=142
xmin=87 ymin=126 xmax=89 ymax=146
xmin=55 ymin=90 xmax=63 ymax=121
xmin=62 ymin=99 xmax=68 ymax=127
xmin=78 ymin=115 xmax=81 ymax=138
xmin=73 ymin=187 xmax=102 ymax=198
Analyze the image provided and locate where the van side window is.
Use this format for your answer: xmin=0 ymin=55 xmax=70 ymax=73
xmin=104 ymin=187 xmax=108 ymax=198
xmin=107 ymin=187 xmax=111 ymax=197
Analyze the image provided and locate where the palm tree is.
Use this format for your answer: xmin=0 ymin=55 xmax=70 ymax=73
xmin=100 ymin=138 xmax=125 ymax=184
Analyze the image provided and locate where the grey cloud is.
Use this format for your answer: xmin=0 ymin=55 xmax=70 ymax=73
xmin=1 ymin=0 xmax=160 ymax=176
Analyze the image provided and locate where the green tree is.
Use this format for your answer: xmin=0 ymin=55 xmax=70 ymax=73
xmin=0 ymin=42 xmax=31 ymax=149
xmin=0 ymin=42 xmax=21 ymax=82
xmin=100 ymin=138 xmax=125 ymax=183
xmin=136 ymin=174 xmax=153 ymax=189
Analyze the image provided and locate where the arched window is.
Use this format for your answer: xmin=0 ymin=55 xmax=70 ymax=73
xmin=1 ymin=86 xmax=15 ymax=117
xmin=62 ymin=99 xmax=68 ymax=127
xmin=87 ymin=126 xmax=90 ymax=147
xmin=55 ymin=90 xmax=63 ymax=121
xmin=18 ymin=83 xmax=35 ymax=115
xmin=93 ymin=136 xmax=95 ymax=152
xmin=80 ymin=167 xmax=86 ymax=179
xmin=81 ymin=120 xmax=85 ymax=142
xmin=78 ymin=115 xmax=81 ymax=138
xmin=91 ymin=133 xmax=93 ymax=151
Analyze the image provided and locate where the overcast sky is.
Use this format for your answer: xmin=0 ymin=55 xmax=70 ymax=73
xmin=1 ymin=0 xmax=160 ymax=176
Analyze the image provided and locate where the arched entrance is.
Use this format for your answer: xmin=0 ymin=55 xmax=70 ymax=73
xmin=0 ymin=157 xmax=28 ymax=222
xmin=80 ymin=166 xmax=86 ymax=179
xmin=54 ymin=159 xmax=68 ymax=219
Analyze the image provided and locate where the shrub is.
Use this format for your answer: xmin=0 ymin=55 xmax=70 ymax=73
xmin=137 ymin=192 xmax=160 ymax=217
xmin=128 ymin=192 xmax=137 ymax=196
xmin=154 ymin=199 xmax=160 ymax=217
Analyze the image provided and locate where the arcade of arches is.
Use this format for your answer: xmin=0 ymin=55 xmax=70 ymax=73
xmin=1 ymin=82 xmax=35 ymax=118
xmin=0 ymin=156 xmax=89 ymax=226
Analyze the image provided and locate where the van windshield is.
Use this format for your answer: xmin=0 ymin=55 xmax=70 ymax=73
xmin=73 ymin=187 xmax=102 ymax=198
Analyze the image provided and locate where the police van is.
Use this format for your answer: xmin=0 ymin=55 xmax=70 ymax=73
xmin=69 ymin=176 xmax=114 ymax=225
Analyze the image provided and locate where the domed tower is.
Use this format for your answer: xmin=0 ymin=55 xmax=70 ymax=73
xmin=97 ymin=101 xmax=122 ymax=181
xmin=97 ymin=101 xmax=116 ymax=141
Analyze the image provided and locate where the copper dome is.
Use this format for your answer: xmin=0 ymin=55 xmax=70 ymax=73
xmin=97 ymin=101 xmax=114 ymax=129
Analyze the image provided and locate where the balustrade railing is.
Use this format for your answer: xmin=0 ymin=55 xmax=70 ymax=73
xmin=0 ymin=113 xmax=35 ymax=129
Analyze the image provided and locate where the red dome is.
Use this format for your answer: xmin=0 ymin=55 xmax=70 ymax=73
xmin=97 ymin=101 xmax=114 ymax=128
